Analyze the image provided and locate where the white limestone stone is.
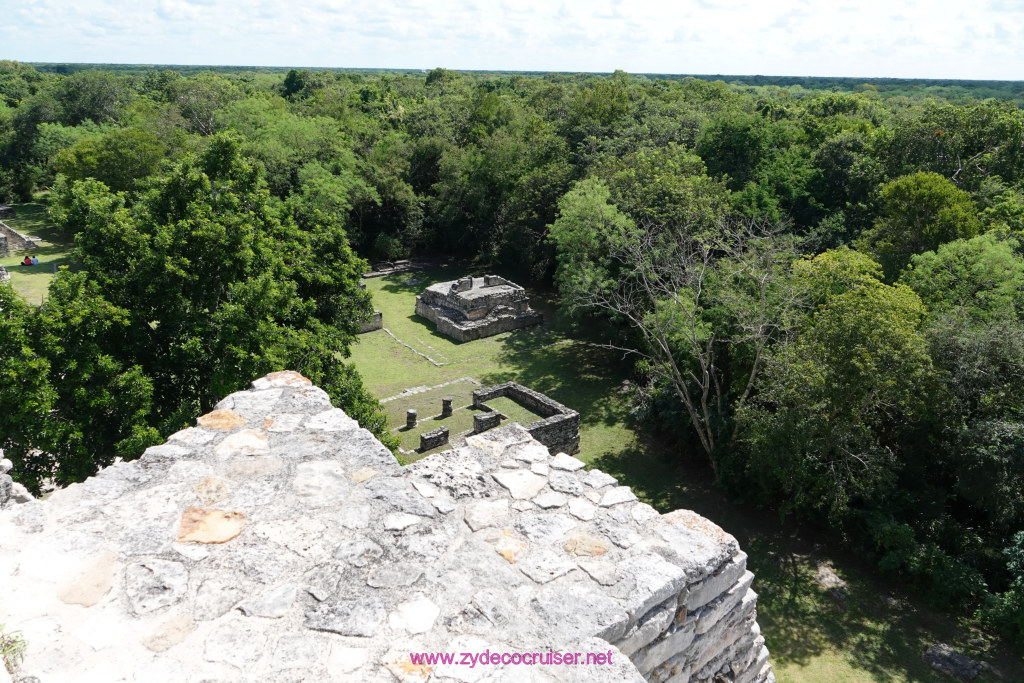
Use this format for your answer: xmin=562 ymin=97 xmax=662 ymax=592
xmin=492 ymin=469 xmax=548 ymax=499
xmin=304 ymin=408 xmax=359 ymax=432
xmin=213 ymin=429 xmax=269 ymax=458
xmin=293 ymin=460 xmax=349 ymax=507
xmin=519 ymin=550 xmax=577 ymax=584
xmin=265 ymin=412 xmax=304 ymax=432
xmin=568 ymin=498 xmax=597 ymax=521
xmin=385 ymin=512 xmax=424 ymax=531
xmin=389 ymin=593 xmax=441 ymax=634
xmin=550 ymin=453 xmax=586 ymax=471
xmin=238 ymin=583 xmax=298 ymax=618
xmin=464 ymin=499 xmax=510 ymax=531
xmin=533 ymin=491 xmax=568 ymax=509
xmin=585 ymin=469 xmax=618 ymax=489
xmin=600 ymin=486 xmax=638 ymax=507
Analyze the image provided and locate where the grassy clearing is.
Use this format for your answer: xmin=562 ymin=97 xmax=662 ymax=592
xmin=0 ymin=197 xmax=76 ymax=305
xmin=395 ymin=406 xmax=489 ymax=454
xmin=381 ymin=380 xmax=480 ymax=427
xmin=483 ymin=395 xmax=544 ymax=425
xmin=350 ymin=267 xmax=636 ymax=467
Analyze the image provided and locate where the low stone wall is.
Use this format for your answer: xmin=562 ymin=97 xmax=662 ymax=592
xmin=0 ymin=220 xmax=39 ymax=251
xmin=0 ymin=205 xmax=14 ymax=219
xmin=0 ymin=372 xmax=772 ymax=682
xmin=473 ymin=411 xmax=502 ymax=433
xmin=0 ymin=234 xmax=8 ymax=258
xmin=0 ymin=266 xmax=9 ymax=284
xmin=474 ymin=381 xmax=581 ymax=454
xmin=356 ymin=310 xmax=383 ymax=333
xmin=419 ymin=426 xmax=450 ymax=451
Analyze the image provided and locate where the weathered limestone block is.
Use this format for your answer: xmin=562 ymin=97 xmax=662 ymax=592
xmin=0 ymin=372 xmax=771 ymax=683
xmin=406 ymin=408 xmax=417 ymax=429
xmin=441 ymin=396 xmax=453 ymax=417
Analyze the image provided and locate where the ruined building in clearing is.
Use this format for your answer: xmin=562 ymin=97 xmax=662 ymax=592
xmin=415 ymin=275 xmax=543 ymax=342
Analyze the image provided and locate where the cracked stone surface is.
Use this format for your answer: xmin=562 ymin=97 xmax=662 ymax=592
xmin=0 ymin=372 xmax=772 ymax=683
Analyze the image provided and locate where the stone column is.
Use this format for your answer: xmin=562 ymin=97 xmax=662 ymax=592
xmin=406 ymin=409 xmax=418 ymax=430
xmin=441 ymin=398 xmax=453 ymax=418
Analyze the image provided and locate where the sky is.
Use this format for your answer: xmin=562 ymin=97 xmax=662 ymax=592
xmin=2 ymin=0 xmax=1022 ymax=80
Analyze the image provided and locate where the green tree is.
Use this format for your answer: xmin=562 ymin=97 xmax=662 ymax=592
xmin=0 ymin=284 xmax=56 ymax=489
xmin=27 ymin=271 xmax=160 ymax=488
xmin=52 ymin=127 xmax=166 ymax=192
xmin=51 ymin=135 xmax=395 ymax=448
xmin=859 ymin=171 xmax=982 ymax=278
xmin=737 ymin=250 xmax=936 ymax=520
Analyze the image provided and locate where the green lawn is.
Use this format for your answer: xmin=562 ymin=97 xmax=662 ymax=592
xmin=483 ymin=395 xmax=545 ymax=425
xmin=1 ymin=196 xmax=76 ymax=305
xmin=350 ymin=265 xmax=1024 ymax=683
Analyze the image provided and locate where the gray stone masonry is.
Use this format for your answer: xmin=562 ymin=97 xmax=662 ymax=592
xmin=0 ymin=371 xmax=773 ymax=682
xmin=0 ymin=234 xmax=8 ymax=258
xmin=0 ymin=264 xmax=9 ymax=283
xmin=420 ymin=427 xmax=450 ymax=452
xmin=0 ymin=220 xmax=40 ymax=251
xmin=407 ymin=409 xmax=418 ymax=430
xmin=0 ymin=205 xmax=14 ymax=219
xmin=441 ymin=397 xmax=453 ymax=418
xmin=475 ymin=381 xmax=581 ymax=455
xmin=358 ymin=310 xmax=384 ymax=333
xmin=473 ymin=411 xmax=502 ymax=433
xmin=415 ymin=275 xmax=542 ymax=342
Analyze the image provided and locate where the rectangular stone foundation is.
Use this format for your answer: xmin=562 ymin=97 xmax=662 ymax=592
xmin=473 ymin=381 xmax=580 ymax=454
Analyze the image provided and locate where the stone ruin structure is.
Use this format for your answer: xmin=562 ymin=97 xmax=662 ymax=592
xmin=415 ymin=275 xmax=542 ymax=342
xmin=0 ymin=204 xmax=14 ymax=219
xmin=0 ymin=371 xmax=773 ymax=683
xmin=419 ymin=426 xmax=450 ymax=452
xmin=0 ymin=220 xmax=40 ymax=252
xmin=0 ymin=264 xmax=10 ymax=284
xmin=357 ymin=281 xmax=384 ymax=334
xmin=474 ymin=382 xmax=580 ymax=456
xmin=0 ymin=235 xmax=8 ymax=259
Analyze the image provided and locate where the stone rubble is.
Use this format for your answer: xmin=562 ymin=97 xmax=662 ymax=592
xmin=0 ymin=370 xmax=773 ymax=683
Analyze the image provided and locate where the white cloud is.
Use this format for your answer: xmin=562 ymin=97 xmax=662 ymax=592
xmin=0 ymin=0 xmax=1019 ymax=79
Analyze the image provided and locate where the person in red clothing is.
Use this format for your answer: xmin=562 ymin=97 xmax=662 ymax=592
xmin=21 ymin=255 xmax=32 ymax=266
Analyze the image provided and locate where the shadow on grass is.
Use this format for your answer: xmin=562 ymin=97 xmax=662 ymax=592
xmin=479 ymin=341 xmax=631 ymax=430
xmin=591 ymin=441 xmax=1018 ymax=682
xmin=375 ymin=263 xmax=469 ymax=296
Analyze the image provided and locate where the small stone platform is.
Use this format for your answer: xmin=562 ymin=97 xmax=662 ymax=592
xmin=415 ymin=275 xmax=542 ymax=342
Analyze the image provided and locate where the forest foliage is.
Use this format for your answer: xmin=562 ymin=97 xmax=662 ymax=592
xmin=2 ymin=60 xmax=1024 ymax=646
